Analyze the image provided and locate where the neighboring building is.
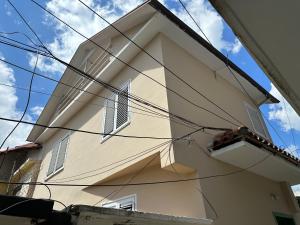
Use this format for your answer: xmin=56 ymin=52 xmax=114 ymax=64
xmin=208 ymin=0 xmax=300 ymax=116
xmin=0 ymin=143 xmax=41 ymax=197
xmin=23 ymin=1 xmax=300 ymax=225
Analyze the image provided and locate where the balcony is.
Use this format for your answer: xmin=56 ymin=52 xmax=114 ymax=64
xmin=210 ymin=127 xmax=300 ymax=185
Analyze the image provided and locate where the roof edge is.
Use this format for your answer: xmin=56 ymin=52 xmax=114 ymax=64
xmin=148 ymin=0 xmax=279 ymax=104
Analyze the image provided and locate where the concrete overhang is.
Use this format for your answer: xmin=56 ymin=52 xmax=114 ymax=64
xmin=209 ymin=0 xmax=300 ymax=115
xmin=211 ymin=140 xmax=300 ymax=185
xmin=70 ymin=205 xmax=213 ymax=225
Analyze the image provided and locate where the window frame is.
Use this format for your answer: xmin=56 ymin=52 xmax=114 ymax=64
xmin=244 ymin=102 xmax=269 ymax=139
xmin=45 ymin=133 xmax=70 ymax=180
xmin=102 ymin=194 xmax=137 ymax=211
xmin=102 ymin=80 xmax=131 ymax=142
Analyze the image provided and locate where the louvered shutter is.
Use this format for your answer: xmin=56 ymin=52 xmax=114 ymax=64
xmin=56 ymin=135 xmax=69 ymax=170
xmin=104 ymin=94 xmax=116 ymax=136
xmin=116 ymin=85 xmax=129 ymax=129
xmin=47 ymin=145 xmax=59 ymax=176
xmin=246 ymin=105 xmax=266 ymax=137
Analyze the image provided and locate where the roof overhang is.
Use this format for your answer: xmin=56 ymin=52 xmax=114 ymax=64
xmin=27 ymin=0 xmax=279 ymax=142
xmin=209 ymin=0 xmax=300 ymax=115
xmin=211 ymin=140 xmax=300 ymax=185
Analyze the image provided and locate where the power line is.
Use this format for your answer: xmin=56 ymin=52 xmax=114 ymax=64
xmin=0 ymin=35 xmax=232 ymax=134
xmin=93 ymin=142 xmax=172 ymax=206
xmin=0 ymin=116 xmax=190 ymax=140
xmin=0 ymin=153 xmax=270 ymax=188
xmin=0 ymin=54 xmax=38 ymax=171
xmin=177 ymin=0 xmax=212 ymax=45
xmin=0 ymin=81 xmax=198 ymax=130
xmin=177 ymin=0 xmax=292 ymax=152
xmin=43 ymin=127 xmax=205 ymax=183
xmin=28 ymin=0 xmax=242 ymax=128
xmin=51 ymin=140 xmax=173 ymax=182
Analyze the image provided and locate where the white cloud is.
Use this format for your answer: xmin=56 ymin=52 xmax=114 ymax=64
xmin=30 ymin=106 xmax=44 ymax=117
xmin=0 ymin=54 xmax=33 ymax=149
xmin=268 ymin=83 xmax=300 ymax=131
xmin=168 ymin=0 xmax=242 ymax=54
xmin=30 ymin=0 xmax=241 ymax=74
xmin=230 ymin=38 xmax=243 ymax=54
xmin=30 ymin=0 xmax=142 ymax=74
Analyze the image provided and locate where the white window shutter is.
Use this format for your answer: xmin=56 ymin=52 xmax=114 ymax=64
xmin=56 ymin=135 xmax=69 ymax=170
xmin=47 ymin=145 xmax=59 ymax=176
xmin=116 ymin=85 xmax=129 ymax=129
xmin=104 ymin=94 xmax=116 ymax=135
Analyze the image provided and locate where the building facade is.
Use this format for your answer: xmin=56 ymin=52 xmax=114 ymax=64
xmin=25 ymin=1 xmax=300 ymax=225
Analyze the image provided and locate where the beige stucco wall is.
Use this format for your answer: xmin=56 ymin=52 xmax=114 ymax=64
xmin=160 ymin=34 xmax=298 ymax=224
xmin=31 ymin=29 xmax=299 ymax=225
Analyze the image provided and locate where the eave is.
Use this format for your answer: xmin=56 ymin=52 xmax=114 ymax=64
xmin=209 ymin=0 xmax=300 ymax=115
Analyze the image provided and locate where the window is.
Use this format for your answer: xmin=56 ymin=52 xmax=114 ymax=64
xmin=47 ymin=135 xmax=69 ymax=177
xmin=245 ymin=103 xmax=268 ymax=138
xmin=102 ymin=195 xmax=136 ymax=211
xmin=103 ymin=82 xmax=130 ymax=137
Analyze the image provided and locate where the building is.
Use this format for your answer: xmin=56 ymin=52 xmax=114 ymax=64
xmin=23 ymin=1 xmax=300 ymax=224
xmin=208 ymin=0 xmax=300 ymax=116
xmin=0 ymin=143 xmax=41 ymax=196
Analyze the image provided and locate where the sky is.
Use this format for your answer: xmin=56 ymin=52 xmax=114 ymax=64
xmin=0 ymin=0 xmax=300 ymax=192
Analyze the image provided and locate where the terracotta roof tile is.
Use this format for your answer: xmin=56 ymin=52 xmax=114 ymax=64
xmin=0 ymin=142 xmax=41 ymax=154
xmin=211 ymin=127 xmax=300 ymax=166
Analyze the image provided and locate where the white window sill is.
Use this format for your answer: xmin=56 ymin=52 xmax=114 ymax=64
xmin=44 ymin=166 xmax=64 ymax=181
xmin=101 ymin=120 xmax=130 ymax=144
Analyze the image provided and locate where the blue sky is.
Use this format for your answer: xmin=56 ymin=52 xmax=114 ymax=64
xmin=0 ymin=0 xmax=300 ymax=189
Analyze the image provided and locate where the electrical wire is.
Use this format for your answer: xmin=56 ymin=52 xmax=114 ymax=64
xmin=28 ymin=0 xmax=242 ymax=128
xmin=0 ymin=41 xmax=232 ymax=134
xmin=0 ymin=116 xmax=186 ymax=140
xmin=51 ymin=140 xmax=173 ymax=183
xmin=0 ymin=31 xmax=42 ymax=48
xmin=0 ymin=153 xmax=271 ymax=188
xmin=50 ymin=127 xmax=204 ymax=183
xmin=0 ymin=36 xmax=227 ymax=134
xmin=166 ymin=141 xmax=218 ymax=220
xmin=0 ymin=54 xmax=38 ymax=173
xmin=177 ymin=0 xmax=293 ymax=154
xmin=94 ymin=142 xmax=172 ymax=206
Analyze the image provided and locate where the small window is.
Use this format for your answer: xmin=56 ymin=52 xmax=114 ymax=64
xmin=245 ymin=103 xmax=268 ymax=138
xmin=102 ymin=195 xmax=136 ymax=211
xmin=103 ymin=82 xmax=130 ymax=137
xmin=47 ymin=135 xmax=69 ymax=177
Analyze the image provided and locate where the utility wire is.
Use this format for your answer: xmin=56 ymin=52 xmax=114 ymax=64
xmin=177 ymin=0 xmax=292 ymax=152
xmin=0 ymin=31 xmax=42 ymax=48
xmin=51 ymin=140 xmax=173 ymax=182
xmin=94 ymin=142 xmax=172 ymax=206
xmin=28 ymin=0 xmax=242 ymax=128
xmin=166 ymin=141 xmax=218 ymax=220
xmin=0 ymin=35 xmax=232 ymax=133
xmin=43 ymin=127 xmax=204 ymax=183
xmin=177 ymin=0 xmax=212 ymax=45
xmin=0 ymin=154 xmax=270 ymax=188
xmin=0 ymin=116 xmax=190 ymax=140
xmin=0 ymin=54 xmax=38 ymax=171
